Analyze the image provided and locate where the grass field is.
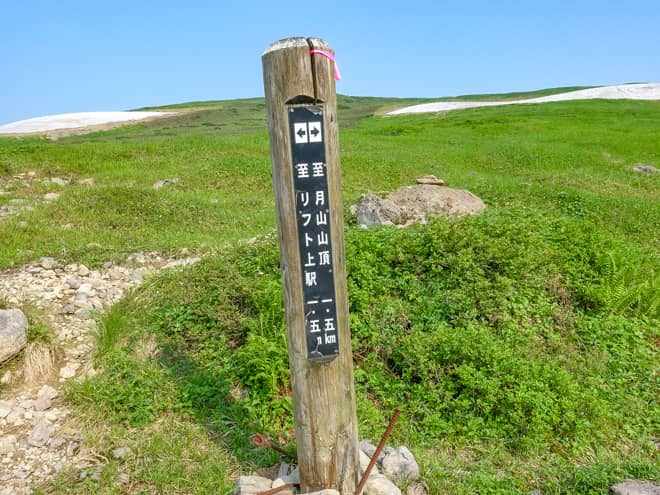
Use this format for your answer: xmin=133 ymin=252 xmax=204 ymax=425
xmin=1 ymin=90 xmax=658 ymax=494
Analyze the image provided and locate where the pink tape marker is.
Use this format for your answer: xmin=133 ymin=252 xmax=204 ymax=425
xmin=309 ymin=49 xmax=342 ymax=81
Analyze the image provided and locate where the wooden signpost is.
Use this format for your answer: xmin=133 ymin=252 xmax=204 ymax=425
xmin=262 ymin=38 xmax=359 ymax=494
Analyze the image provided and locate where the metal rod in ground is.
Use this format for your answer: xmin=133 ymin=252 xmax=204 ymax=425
xmin=354 ymin=408 xmax=402 ymax=495
xmin=257 ymin=483 xmax=297 ymax=495
xmin=251 ymin=433 xmax=298 ymax=462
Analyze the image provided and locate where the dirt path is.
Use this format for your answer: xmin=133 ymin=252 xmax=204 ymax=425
xmin=0 ymin=253 xmax=199 ymax=494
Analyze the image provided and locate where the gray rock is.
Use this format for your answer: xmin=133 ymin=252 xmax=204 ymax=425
xmin=59 ymin=362 xmax=80 ymax=378
xmin=75 ymin=308 xmax=93 ymax=320
xmin=66 ymin=276 xmax=81 ymax=289
xmin=27 ymin=421 xmax=52 ymax=447
xmin=51 ymin=177 xmax=69 ymax=186
xmin=44 ymin=192 xmax=61 ymax=201
xmin=631 ymin=165 xmax=658 ymax=174
xmin=610 ymin=480 xmax=660 ymax=495
xmin=234 ymin=475 xmax=273 ymax=495
xmin=38 ymin=384 xmax=58 ymax=400
xmin=351 ymin=183 xmax=485 ymax=229
xmin=33 ymin=394 xmax=52 ymax=412
xmin=359 ymin=449 xmax=373 ymax=474
xmin=351 ymin=195 xmax=403 ymax=227
xmin=381 ymin=446 xmax=420 ymax=482
xmin=0 ymin=400 xmax=12 ymax=418
xmin=359 ymin=439 xmax=379 ymax=459
xmin=0 ymin=309 xmax=28 ymax=364
xmin=278 ymin=462 xmax=290 ymax=478
xmin=302 ymin=491 xmax=340 ymax=495
xmin=363 ymin=473 xmax=402 ymax=495
xmin=59 ymin=304 xmax=75 ymax=315
xmin=0 ymin=434 xmax=17 ymax=454
xmin=40 ymin=257 xmax=59 ymax=269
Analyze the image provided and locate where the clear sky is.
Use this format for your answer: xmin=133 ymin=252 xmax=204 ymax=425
xmin=2 ymin=0 xmax=659 ymax=125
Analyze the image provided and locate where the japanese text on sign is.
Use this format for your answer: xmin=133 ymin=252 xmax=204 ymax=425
xmin=289 ymin=105 xmax=339 ymax=362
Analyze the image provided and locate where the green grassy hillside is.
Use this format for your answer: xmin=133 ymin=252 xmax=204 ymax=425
xmin=1 ymin=93 xmax=658 ymax=494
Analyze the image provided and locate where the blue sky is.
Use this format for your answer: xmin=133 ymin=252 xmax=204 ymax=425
xmin=2 ymin=0 xmax=659 ymax=125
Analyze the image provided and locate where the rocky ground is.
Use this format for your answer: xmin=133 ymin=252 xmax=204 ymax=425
xmin=0 ymin=252 xmax=199 ymax=494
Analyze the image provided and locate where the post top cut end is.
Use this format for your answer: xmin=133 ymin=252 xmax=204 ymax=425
xmin=263 ymin=37 xmax=331 ymax=57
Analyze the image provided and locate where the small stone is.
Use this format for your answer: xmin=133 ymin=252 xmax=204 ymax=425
xmin=77 ymin=264 xmax=90 ymax=277
xmin=66 ymin=276 xmax=81 ymax=289
xmin=610 ymin=480 xmax=660 ymax=495
xmin=112 ymin=446 xmax=133 ymax=460
xmin=33 ymin=394 xmax=52 ymax=412
xmin=234 ymin=475 xmax=272 ymax=495
xmin=18 ymin=221 xmax=28 ymax=228
xmin=278 ymin=462 xmax=290 ymax=478
xmin=86 ymin=242 xmax=102 ymax=250
xmin=304 ymin=491 xmax=340 ymax=495
xmin=381 ymin=446 xmax=420 ymax=482
xmin=416 ymin=174 xmax=445 ymax=186
xmin=27 ymin=421 xmax=52 ymax=447
xmin=0 ymin=435 xmax=17 ymax=454
xmin=363 ymin=473 xmax=402 ymax=495
xmin=0 ymin=309 xmax=29 ymax=365
xmin=44 ymin=192 xmax=61 ymax=201
xmin=0 ymin=400 xmax=12 ymax=418
xmin=77 ymin=282 xmax=94 ymax=295
xmin=359 ymin=450 xmax=372 ymax=474
xmin=75 ymin=308 xmax=93 ymax=320
xmin=51 ymin=177 xmax=69 ymax=186
xmin=59 ymin=363 xmax=80 ymax=379
xmin=631 ymin=164 xmax=658 ymax=174
xmin=62 ymin=223 xmax=74 ymax=230
xmin=40 ymin=257 xmax=59 ymax=269
xmin=60 ymin=304 xmax=75 ymax=315
xmin=49 ymin=437 xmax=66 ymax=449
xmin=38 ymin=384 xmax=58 ymax=400
xmin=78 ymin=178 xmax=96 ymax=186
xmin=359 ymin=439 xmax=388 ymax=464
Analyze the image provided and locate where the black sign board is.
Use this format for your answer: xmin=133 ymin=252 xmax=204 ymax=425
xmin=289 ymin=105 xmax=339 ymax=363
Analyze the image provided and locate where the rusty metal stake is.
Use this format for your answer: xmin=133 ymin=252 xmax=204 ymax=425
xmin=251 ymin=433 xmax=298 ymax=462
xmin=256 ymin=482 xmax=297 ymax=495
xmin=354 ymin=408 xmax=402 ymax=495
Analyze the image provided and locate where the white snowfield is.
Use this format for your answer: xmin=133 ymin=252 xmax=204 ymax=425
xmin=388 ymin=83 xmax=660 ymax=115
xmin=0 ymin=111 xmax=175 ymax=135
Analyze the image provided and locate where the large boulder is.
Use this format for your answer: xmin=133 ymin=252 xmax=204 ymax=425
xmin=0 ymin=309 xmax=28 ymax=365
xmin=351 ymin=178 xmax=485 ymax=228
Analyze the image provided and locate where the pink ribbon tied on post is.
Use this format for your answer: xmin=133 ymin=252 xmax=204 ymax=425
xmin=309 ymin=49 xmax=342 ymax=81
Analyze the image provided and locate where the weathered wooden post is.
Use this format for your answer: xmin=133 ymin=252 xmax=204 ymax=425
xmin=262 ymin=37 xmax=359 ymax=494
